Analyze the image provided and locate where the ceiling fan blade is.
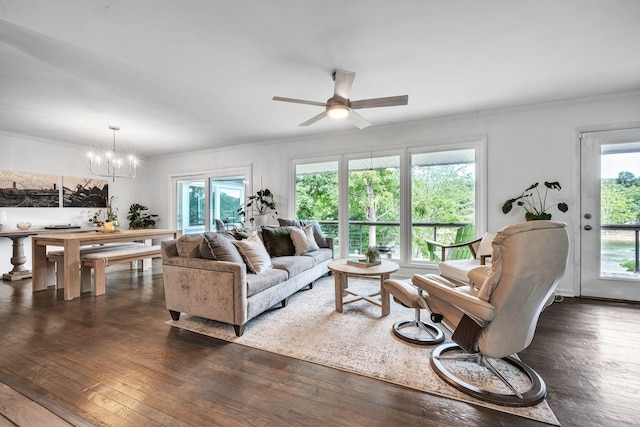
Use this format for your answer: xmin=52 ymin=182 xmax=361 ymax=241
xmin=299 ymin=111 xmax=328 ymax=127
xmin=333 ymin=69 xmax=355 ymax=102
xmin=273 ymin=96 xmax=326 ymax=107
xmin=346 ymin=110 xmax=372 ymax=129
xmin=350 ymin=95 xmax=409 ymax=109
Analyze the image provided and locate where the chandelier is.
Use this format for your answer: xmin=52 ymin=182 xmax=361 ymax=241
xmin=87 ymin=126 xmax=139 ymax=181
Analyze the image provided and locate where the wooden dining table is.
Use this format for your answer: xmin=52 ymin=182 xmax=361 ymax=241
xmin=31 ymin=228 xmax=180 ymax=300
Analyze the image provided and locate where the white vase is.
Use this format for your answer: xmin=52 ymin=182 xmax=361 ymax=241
xmin=252 ymin=215 xmax=269 ymax=227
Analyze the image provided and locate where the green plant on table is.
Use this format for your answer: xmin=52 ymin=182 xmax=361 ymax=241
xmin=127 ymin=203 xmax=159 ymax=229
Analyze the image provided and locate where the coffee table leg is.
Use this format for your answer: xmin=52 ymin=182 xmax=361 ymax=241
xmin=334 ymin=272 xmax=345 ymax=313
xmin=380 ymin=274 xmax=390 ymax=316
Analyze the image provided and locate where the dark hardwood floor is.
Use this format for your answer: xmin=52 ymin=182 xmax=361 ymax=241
xmin=0 ymin=261 xmax=637 ymax=426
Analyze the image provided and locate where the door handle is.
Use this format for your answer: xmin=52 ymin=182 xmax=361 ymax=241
xmin=584 ymin=225 xmax=592 ymax=231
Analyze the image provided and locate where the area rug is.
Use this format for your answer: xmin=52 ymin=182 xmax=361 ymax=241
xmin=166 ymin=276 xmax=560 ymax=426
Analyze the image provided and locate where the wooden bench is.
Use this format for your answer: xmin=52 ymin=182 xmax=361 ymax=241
xmin=47 ymin=243 xmax=145 ymax=288
xmin=80 ymin=245 xmax=162 ymax=296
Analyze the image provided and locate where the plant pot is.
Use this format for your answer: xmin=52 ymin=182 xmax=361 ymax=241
xmin=252 ymin=215 xmax=269 ymax=227
xmin=526 ymin=213 xmax=552 ymax=221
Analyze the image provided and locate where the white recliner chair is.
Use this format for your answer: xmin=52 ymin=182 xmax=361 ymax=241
xmin=386 ymin=220 xmax=569 ymax=406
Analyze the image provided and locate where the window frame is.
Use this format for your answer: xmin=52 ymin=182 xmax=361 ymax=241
xmin=291 ymin=136 xmax=487 ymax=266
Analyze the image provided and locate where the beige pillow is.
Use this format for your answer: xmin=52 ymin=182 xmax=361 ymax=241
xmin=232 ymin=231 xmax=272 ymax=274
xmin=476 ymin=232 xmax=495 ymax=259
xmin=289 ymin=225 xmax=320 ymax=255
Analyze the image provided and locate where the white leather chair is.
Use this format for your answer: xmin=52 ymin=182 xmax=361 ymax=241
xmin=410 ymin=221 xmax=568 ymax=406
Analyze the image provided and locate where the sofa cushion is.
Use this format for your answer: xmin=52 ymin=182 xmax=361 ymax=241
xmin=200 ymin=231 xmax=237 ymax=260
xmin=203 ymin=232 xmax=244 ymax=264
xmin=271 ymin=255 xmax=316 ymax=278
xmin=245 ymin=268 xmax=289 ymax=297
xmin=199 ymin=232 xmax=217 ymax=260
xmin=261 ymin=226 xmax=295 ymax=257
xmin=289 ymin=225 xmax=320 ymax=255
xmin=301 ymin=247 xmax=333 ymax=264
xmin=233 ymin=231 xmax=272 ymax=274
xmin=278 ymin=218 xmax=329 ymax=248
xmin=438 ymin=258 xmax=486 ymax=285
xmin=176 ymin=234 xmax=203 ymax=258
xmin=476 ymin=232 xmax=495 ymax=259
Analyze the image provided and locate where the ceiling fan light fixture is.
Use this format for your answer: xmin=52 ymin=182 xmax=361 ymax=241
xmin=327 ymin=104 xmax=350 ymax=119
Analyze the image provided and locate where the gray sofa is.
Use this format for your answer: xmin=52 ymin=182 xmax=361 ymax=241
xmin=161 ymin=221 xmax=333 ymax=336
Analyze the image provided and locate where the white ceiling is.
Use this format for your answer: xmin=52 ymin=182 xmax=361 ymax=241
xmin=1 ymin=0 xmax=639 ymax=159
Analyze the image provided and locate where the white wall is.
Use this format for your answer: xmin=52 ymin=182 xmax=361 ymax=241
xmin=142 ymin=91 xmax=640 ymax=296
xmin=2 ymin=91 xmax=640 ymax=295
xmin=0 ymin=132 xmax=138 ymax=274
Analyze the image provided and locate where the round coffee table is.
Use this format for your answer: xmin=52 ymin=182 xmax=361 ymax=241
xmin=328 ymin=259 xmax=399 ymax=315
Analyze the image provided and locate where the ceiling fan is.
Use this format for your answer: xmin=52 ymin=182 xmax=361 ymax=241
xmin=272 ymin=69 xmax=408 ymax=129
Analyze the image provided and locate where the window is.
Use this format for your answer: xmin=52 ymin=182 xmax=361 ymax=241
xmin=293 ymin=140 xmax=484 ymax=265
xmin=295 ymin=161 xmax=339 ymax=249
xmin=411 ymin=149 xmax=476 ymax=262
xmin=171 ymin=166 xmax=250 ymax=235
xmin=347 ymin=154 xmax=400 ymax=258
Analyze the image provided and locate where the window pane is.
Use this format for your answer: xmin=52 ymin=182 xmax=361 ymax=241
xmin=176 ymin=179 xmax=205 ymax=235
xmin=295 ymin=161 xmax=339 ymax=249
xmin=348 ymin=155 xmax=400 ymax=258
xmin=411 ymin=149 xmax=475 ymax=262
xmin=210 ymin=177 xmax=244 ymax=231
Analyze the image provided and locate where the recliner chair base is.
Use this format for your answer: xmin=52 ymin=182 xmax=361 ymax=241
xmin=392 ymin=319 xmax=444 ymax=345
xmin=430 ymin=343 xmax=546 ymax=407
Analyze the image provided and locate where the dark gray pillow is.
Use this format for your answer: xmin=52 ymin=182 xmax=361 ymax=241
xmin=277 ymin=218 xmax=302 ymax=227
xmin=261 ymin=226 xmax=295 ymax=257
xmin=176 ymin=234 xmax=204 ymax=258
xmin=202 ymin=232 xmax=244 ymax=264
xmin=278 ymin=218 xmax=328 ymax=248
xmin=199 ymin=232 xmax=218 ymax=260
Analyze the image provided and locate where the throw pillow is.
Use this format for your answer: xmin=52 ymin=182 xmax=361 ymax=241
xmin=288 ymin=225 xmax=320 ymax=255
xmin=476 ymin=232 xmax=495 ymax=259
xmin=204 ymin=232 xmax=245 ymax=264
xmin=278 ymin=218 xmax=329 ymax=248
xmin=199 ymin=232 xmax=218 ymax=260
xmin=176 ymin=234 xmax=204 ymax=258
xmin=261 ymin=226 xmax=295 ymax=257
xmin=232 ymin=231 xmax=273 ymax=274
xmin=301 ymin=220 xmax=329 ymax=248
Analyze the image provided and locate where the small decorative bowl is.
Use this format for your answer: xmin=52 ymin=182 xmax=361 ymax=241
xmin=17 ymin=222 xmax=31 ymax=230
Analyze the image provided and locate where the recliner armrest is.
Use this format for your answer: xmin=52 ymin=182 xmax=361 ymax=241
xmin=413 ymin=274 xmax=496 ymax=322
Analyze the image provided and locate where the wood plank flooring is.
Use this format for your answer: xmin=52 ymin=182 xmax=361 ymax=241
xmin=0 ymin=261 xmax=638 ymax=426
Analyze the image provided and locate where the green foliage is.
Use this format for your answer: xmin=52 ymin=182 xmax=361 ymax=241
xmin=502 ymin=181 xmax=569 ymax=220
xmin=620 ymin=259 xmax=637 ymax=272
xmin=295 ymin=160 xmax=476 ymax=258
xmin=602 ymin=172 xmax=640 ymax=224
xmin=296 ymin=173 xmax=338 ymax=221
xmin=127 ymin=203 xmax=159 ymax=229
xmin=238 ymin=188 xmax=277 ymax=222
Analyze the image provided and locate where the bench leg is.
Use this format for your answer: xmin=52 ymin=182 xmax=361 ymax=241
xmin=55 ymin=262 xmax=64 ymax=289
xmin=46 ymin=260 xmax=56 ymax=287
xmin=93 ymin=260 xmax=107 ymax=296
xmin=81 ymin=265 xmax=92 ymax=294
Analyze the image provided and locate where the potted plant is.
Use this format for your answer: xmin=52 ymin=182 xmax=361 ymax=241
xmin=127 ymin=203 xmax=159 ymax=229
xmin=502 ymin=181 xmax=569 ymax=220
xmin=89 ymin=210 xmax=103 ymax=227
xmin=237 ymin=188 xmax=278 ymax=225
xmin=103 ymin=196 xmax=119 ymax=231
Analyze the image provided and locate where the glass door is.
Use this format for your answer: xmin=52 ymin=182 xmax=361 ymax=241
xmin=580 ymin=128 xmax=640 ymax=301
xmin=175 ymin=178 xmax=206 ymax=235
